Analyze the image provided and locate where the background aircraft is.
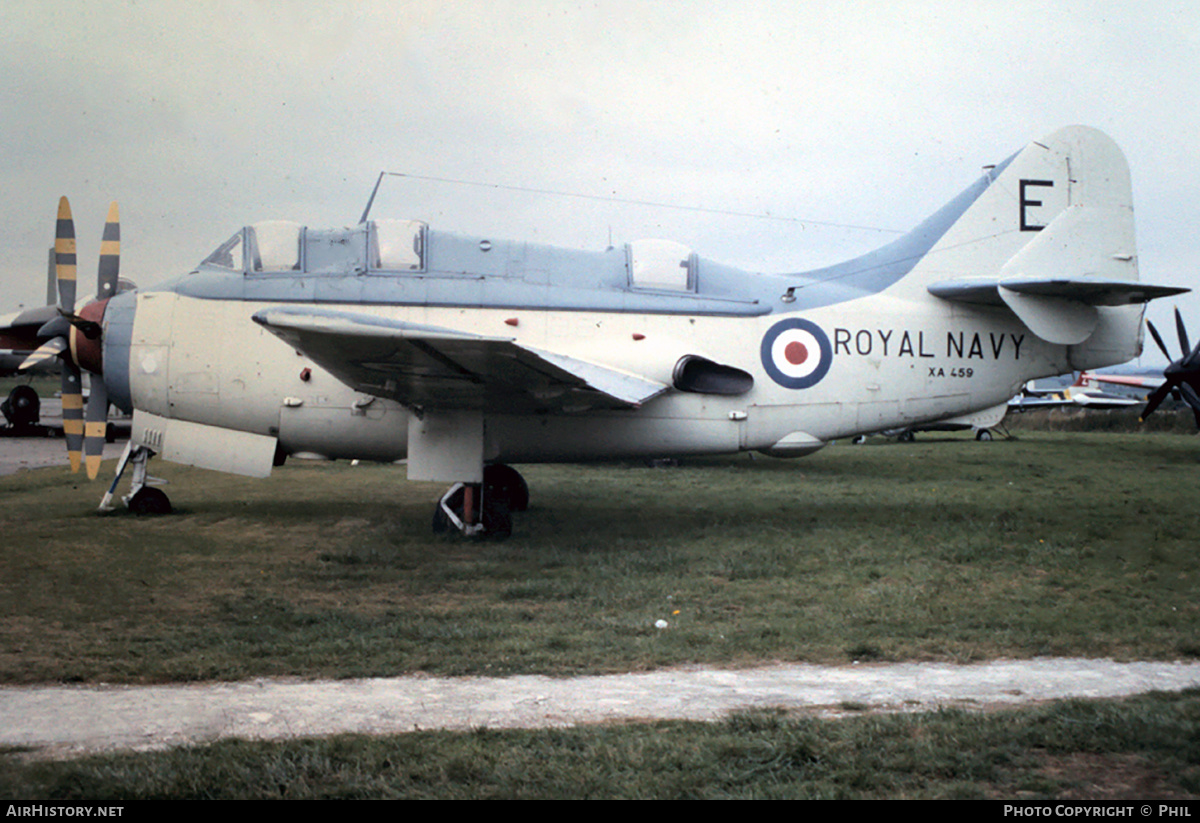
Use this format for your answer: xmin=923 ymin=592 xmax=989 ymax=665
xmin=855 ymin=371 xmax=1142 ymax=445
xmin=1082 ymin=308 xmax=1200 ymax=426
xmin=1 ymin=251 xmax=58 ymax=377
xmin=1 ymin=305 xmax=58 ymax=376
xmin=23 ymin=127 xmax=1189 ymax=536
xmin=1008 ymin=374 xmax=1142 ymax=411
xmin=3 ymin=212 xmax=133 ymax=433
xmin=854 ymin=404 xmax=1008 ymax=443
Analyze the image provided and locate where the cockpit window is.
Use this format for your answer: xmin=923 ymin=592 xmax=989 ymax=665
xmin=370 ymin=220 xmax=426 ymax=271
xmin=201 ymin=219 xmax=427 ymax=275
xmin=627 ymin=239 xmax=695 ymax=292
xmin=248 ymin=221 xmax=302 ymax=272
xmin=201 ymin=231 xmax=244 ymax=270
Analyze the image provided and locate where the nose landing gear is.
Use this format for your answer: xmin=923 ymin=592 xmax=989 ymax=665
xmin=98 ymin=442 xmax=172 ymax=515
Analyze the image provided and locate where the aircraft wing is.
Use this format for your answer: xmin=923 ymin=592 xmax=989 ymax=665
xmin=0 ymin=305 xmax=60 ymax=376
xmin=1080 ymin=371 xmax=1164 ymax=390
xmin=1009 ymin=389 xmax=1141 ymax=410
xmin=252 ymin=307 xmax=670 ymax=414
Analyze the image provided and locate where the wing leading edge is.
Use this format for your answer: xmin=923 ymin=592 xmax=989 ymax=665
xmin=252 ymin=307 xmax=669 ymax=414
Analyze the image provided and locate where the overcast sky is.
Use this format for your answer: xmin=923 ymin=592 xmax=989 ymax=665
xmin=3 ymin=0 xmax=1197 ymax=365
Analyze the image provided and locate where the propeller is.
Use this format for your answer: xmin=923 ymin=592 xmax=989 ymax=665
xmin=1141 ymin=307 xmax=1200 ymax=427
xmin=20 ymin=197 xmax=119 ymax=479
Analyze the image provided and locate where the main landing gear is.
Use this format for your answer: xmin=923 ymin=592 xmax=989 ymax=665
xmin=432 ymin=463 xmax=528 ymax=540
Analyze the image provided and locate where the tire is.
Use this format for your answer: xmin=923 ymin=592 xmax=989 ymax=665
xmin=976 ymin=429 xmax=993 ymax=441
xmin=2 ymin=385 xmax=40 ymax=428
xmin=432 ymin=484 xmax=467 ymax=533
xmin=432 ymin=500 xmax=451 ymax=533
xmin=482 ymin=497 xmax=512 ymax=541
xmin=128 ymin=487 xmax=172 ymax=516
xmin=432 ymin=483 xmax=512 ymax=538
xmin=483 ymin=464 xmax=529 ymax=512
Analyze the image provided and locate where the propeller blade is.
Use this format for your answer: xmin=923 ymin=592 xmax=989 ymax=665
xmin=84 ymin=379 xmax=109 ymax=480
xmin=1179 ymin=382 xmax=1200 ymax=429
xmin=55 ymin=311 xmax=102 ymax=340
xmin=62 ymin=365 xmax=84 ymax=474
xmin=1140 ymin=382 xmax=1175 ymax=422
xmin=97 ymin=202 xmax=119 ymax=301
xmin=1147 ymin=320 xmax=1172 ymax=362
xmin=55 ymin=196 xmax=77 ymax=315
xmin=36 ymin=315 xmax=72 ymax=339
xmin=17 ymin=337 xmax=68 ymax=371
xmin=1182 ymin=337 xmax=1200 ymax=372
xmin=1176 ymin=307 xmax=1190 ymax=359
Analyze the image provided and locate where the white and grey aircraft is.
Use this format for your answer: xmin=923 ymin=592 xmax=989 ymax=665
xmin=21 ymin=126 xmax=1189 ymax=536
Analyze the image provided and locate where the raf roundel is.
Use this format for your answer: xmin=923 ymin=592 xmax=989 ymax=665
xmin=761 ymin=318 xmax=833 ymax=389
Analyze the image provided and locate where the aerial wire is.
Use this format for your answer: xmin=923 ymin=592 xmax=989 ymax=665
xmin=360 ymin=170 xmax=904 ymax=235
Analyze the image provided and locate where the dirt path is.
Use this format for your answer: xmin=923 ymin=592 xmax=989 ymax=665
xmin=4 ymin=659 xmax=1199 ymax=759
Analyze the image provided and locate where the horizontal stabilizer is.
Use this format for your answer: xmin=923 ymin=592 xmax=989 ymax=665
xmin=253 ymin=307 xmax=669 ymax=413
xmin=928 ymin=202 xmax=1188 ymax=345
xmin=929 ymin=276 xmax=1188 ymax=346
xmin=928 ymin=277 xmax=1188 ymax=307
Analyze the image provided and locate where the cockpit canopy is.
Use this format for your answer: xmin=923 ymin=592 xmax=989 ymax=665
xmin=201 ymin=219 xmax=426 ymax=275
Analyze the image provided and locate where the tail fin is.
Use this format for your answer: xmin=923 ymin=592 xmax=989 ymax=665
xmin=911 ymin=126 xmax=1185 ymax=365
xmin=918 ymin=126 xmax=1135 ymax=288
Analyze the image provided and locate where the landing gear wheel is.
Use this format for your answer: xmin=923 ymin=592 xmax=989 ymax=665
xmin=975 ymin=429 xmax=993 ymax=441
xmin=898 ymin=430 xmax=915 ymax=443
xmin=432 ymin=481 xmax=515 ymax=539
xmin=432 ymin=483 xmax=469 ymax=535
xmin=128 ymin=487 xmax=172 ymax=516
xmin=2 ymin=385 xmax=40 ymax=429
xmin=483 ymin=464 xmax=529 ymax=512
xmin=432 ymin=500 xmax=451 ymax=534
xmin=481 ymin=497 xmax=512 ymax=541
xmin=852 ymin=435 xmax=868 ymax=445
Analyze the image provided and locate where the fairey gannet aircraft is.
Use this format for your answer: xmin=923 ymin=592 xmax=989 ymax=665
xmin=21 ymin=126 xmax=1189 ymax=537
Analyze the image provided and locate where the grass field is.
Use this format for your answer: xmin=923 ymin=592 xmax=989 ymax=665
xmin=3 ymin=429 xmax=1200 ymax=683
xmin=2 ymin=426 xmax=1199 ymax=797
xmin=5 ymin=691 xmax=1200 ymax=799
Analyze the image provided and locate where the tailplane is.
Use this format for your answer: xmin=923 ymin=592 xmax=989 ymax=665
xmin=906 ymin=126 xmax=1186 ymax=365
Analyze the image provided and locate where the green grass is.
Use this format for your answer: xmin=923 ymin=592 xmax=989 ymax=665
xmin=5 ymin=689 xmax=1200 ymax=799
xmin=4 ymin=429 xmax=1200 ymax=798
xmin=0 ymin=375 xmax=57 ymax=397
xmin=2 ymin=430 xmax=1199 ymax=684
xmin=1006 ymin=406 xmax=1197 ymax=434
